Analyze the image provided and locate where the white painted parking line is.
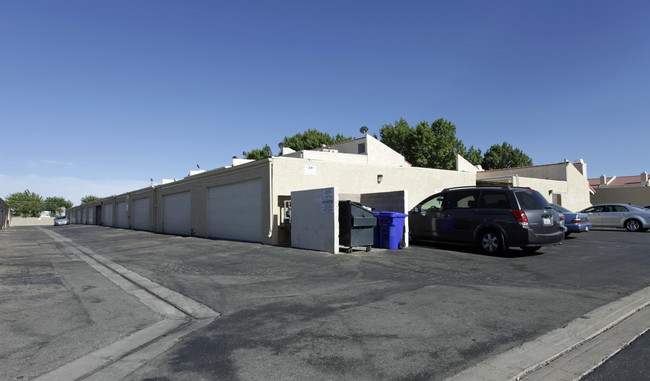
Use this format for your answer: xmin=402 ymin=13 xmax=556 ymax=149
xmin=444 ymin=286 xmax=650 ymax=381
xmin=35 ymin=228 xmax=220 ymax=380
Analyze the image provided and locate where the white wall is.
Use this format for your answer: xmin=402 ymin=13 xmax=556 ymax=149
xmin=291 ymin=187 xmax=339 ymax=253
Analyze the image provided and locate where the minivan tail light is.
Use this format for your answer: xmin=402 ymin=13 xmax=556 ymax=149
xmin=510 ymin=209 xmax=529 ymax=226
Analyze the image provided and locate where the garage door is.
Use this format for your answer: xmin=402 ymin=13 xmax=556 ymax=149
xmin=116 ymin=202 xmax=128 ymax=228
xmin=207 ymin=179 xmax=262 ymax=242
xmin=163 ymin=192 xmax=191 ymax=235
xmin=104 ymin=204 xmax=114 ymax=226
xmin=132 ymin=198 xmax=150 ymax=231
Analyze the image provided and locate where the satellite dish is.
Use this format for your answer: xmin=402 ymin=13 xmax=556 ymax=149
xmin=360 ymin=126 xmax=369 ymax=135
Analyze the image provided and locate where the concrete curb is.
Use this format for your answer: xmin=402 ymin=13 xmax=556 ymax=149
xmin=445 ymin=286 xmax=650 ymax=381
xmin=35 ymin=228 xmax=220 ymax=380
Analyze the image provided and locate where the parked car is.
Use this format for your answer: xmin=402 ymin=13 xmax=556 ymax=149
xmin=409 ymin=186 xmax=565 ymax=254
xmin=54 ymin=215 xmax=70 ymax=226
xmin=579 ymin=204 xmax=650 ymax=232
xmin=550 ymin=204 xmax=591 ymax=237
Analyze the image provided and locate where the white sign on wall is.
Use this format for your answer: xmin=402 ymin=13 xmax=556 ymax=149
xmin=322 ymin=188 xmax=334 ymax=213
xmin=305 ymin=165 xmax=317 ymax=176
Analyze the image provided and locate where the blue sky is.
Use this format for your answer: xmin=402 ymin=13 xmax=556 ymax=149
xmin=1 ymin=0 xmax=649 ymax=205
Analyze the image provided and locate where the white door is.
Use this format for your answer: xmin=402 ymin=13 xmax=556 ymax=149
xmin=132 ymin=198 xmax=150 ymax=231
xmin=207 ymin=179 xmax=262 ymax=242
xmin=116 ymin=202 xmax=128 ymax=228
xmin=163 ymin=192 xmax=191 ymax=235
xmin=104 ymin=204 xmax=114 ymax=226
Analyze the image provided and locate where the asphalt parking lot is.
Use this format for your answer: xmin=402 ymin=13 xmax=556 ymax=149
xmin=1 ymin=225 xmax=649 ymax=380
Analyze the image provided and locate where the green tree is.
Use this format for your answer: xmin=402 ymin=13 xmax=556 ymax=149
xmin=281 ymin=129 xmax=354 ymax=152
xmin=380 ymin=118 xmax=472 ymax=170
xmin=464 ymin=146 xmax=483 ymax=166
xmin=6 ymin=190 xmax=44 ymax=217
xmin=43 ymin=196 xmax=73 ymax=216
xmin=81 ymin=195 xmax=100 ymax=204
xmin=379 ymin=118 xmax=412 ymax=157
xmin=243 ymin=144 xmax=273 ymax=160
xmin=482 ymin=142 xmax=533 ymax=170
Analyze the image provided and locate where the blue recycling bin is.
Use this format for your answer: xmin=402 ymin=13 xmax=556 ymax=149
xmin=373 ymin=212 xmax=381 ymax=248
xmin=377 ymin=211 xmax=408 ymax=250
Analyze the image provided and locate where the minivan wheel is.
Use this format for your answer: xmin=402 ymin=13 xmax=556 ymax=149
xmin=625 ymin=219 xmax=641 ymax=232
xmin=478 ymin=230 xmax=502 ymax=254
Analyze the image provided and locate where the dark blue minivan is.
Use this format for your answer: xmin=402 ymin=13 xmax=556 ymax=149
xmin=409 ymin=186 xmax=565 ymax=254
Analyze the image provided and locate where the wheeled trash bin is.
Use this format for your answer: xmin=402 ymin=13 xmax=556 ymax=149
xmin=377 ymin=211 xmax=408 ymax=250
xmin=339 ymin=201 xmax=377 ymax=253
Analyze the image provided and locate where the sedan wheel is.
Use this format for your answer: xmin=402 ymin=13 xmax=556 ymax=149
xmin=625 ymin=219 xmax=641 ymax=232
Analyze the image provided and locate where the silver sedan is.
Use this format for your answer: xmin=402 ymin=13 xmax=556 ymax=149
xmin=579 ymin=204 xmax=650 ymax=232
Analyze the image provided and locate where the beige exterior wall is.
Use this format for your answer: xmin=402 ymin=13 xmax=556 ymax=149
xmin=7 ymin=217 xmax=53 ymax=226
xmin=456 ymin=155 xmax=479 ymax=174
xmin=67 ymin=148 xmax=474 ymax=246
xmin=590 ymin=186 xmax=650 ymax=206
xmin=268 ymin=155 xmax=475 ymax=244
xmin=563 ymin=163 xmax=592 ymax=210
xmin=476 ymin=161 xmax=592 ymax=211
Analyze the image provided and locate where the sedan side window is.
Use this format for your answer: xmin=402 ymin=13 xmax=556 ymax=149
xmin=584 ymin=206 xmax=605 ymax=213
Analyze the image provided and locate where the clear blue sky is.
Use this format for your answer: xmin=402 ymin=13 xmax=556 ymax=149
xmin=2 ymin=0 xmax=649 ymax=205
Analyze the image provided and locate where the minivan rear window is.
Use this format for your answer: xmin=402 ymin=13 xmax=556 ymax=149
xmin=514 ymin=190 xmax=549 ymax=210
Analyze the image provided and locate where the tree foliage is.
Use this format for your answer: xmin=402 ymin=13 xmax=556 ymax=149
xmin=43 ymin=196 xmax=73 ymax=216
xmin=482 ymin=142 xmax=533 ymax=170
xmin=6 ymin=190 xmax=44 ymax=217
xmin=282 ymin=129 xmax=354 ymax=152
xmin=243 ymin=144 xmax=273 ymax=160
xmin=81 ymin=195 xmax=100 ymax=204
xmin=380 ymin=118 xmax=482 ymax=170
xmin=380 ymin=118 xmax=533 ymax=170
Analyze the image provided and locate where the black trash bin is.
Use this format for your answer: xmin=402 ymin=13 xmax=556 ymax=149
xmin=339 ymin=201 xmax=377 ymax=253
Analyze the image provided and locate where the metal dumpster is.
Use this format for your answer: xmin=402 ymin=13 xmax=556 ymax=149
xmin=339 ymin=201 xmax=377 ymax=253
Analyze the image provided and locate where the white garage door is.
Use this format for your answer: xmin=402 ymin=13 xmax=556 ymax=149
xmin=207 ymin=179 xmax=262 ymax=242
xmin=163 ymin=192 xmax=191 ymax=235
xmin=116 ymin=202 xmax=128 ymax=228
xmin=132 ymin=198 xmax=150 ymax=231
xmin=104 ymin=204 xmax=114 ymax=226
